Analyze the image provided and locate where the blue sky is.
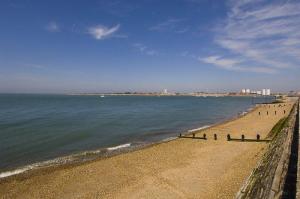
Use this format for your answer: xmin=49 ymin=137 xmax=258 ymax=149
xmin=0 ymin=0 xmax=300 ymax=93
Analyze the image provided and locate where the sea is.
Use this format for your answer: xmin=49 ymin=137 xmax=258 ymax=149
xmin=0 ymin=94 xmax=274 ymax=178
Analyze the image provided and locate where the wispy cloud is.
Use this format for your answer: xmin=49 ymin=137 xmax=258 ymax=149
xmin=174 ymin=27 xmax=190 ymax=34
xmin=200 ymin=0 xmax=300 ymax=73
xmin=45 ymin=21 xmax=60 ymax=32
xmin=180 ymin=51 xmax=197 ymax=59
xmin=87 ymin=24 xmax=120 ymax=40
xmin=26 ymin=64 xmax=46 ymax=69
xmin=150 ymin=18 xmax=189 ymax=33
xmin=200 ymin=56 xmax=276 ymax=74
xmin=133 ymin=43 xmax=158 ymax=56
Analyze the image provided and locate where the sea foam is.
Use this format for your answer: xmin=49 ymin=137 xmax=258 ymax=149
xmin=107 ymin=143 xmax=131 ymax=151
xmin=188 ymin=125 xmax=210 ymax=133
xmin=0 ymin=143 xmax=133 ymax=179
xmin=0 ymin=167 xmax=32 ymax=178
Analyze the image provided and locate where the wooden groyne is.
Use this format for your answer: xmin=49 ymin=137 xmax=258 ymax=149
xmin=236 ymin=100 xmax=299 ymax=199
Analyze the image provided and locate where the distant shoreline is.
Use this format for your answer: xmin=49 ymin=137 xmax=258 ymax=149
xmin=0 ymin=93 xmax=283 ymax=98
xmin=69 ymin=93 xmax=276 ymax=97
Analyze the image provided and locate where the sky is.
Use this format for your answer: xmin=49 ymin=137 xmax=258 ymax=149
xmin=0 ymin=0 xmax=300 ymax=93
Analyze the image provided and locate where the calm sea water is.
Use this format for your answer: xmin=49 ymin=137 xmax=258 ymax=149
xmin=0 ymin=94 xmax=273 ymax=172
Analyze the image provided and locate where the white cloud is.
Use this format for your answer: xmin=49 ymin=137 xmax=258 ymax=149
xmin=133 ymin=43 xmax=147 ymax=52
xmin=45 ymin=21 xmax=60 ymax=32
xmin=180 ymin=51 xmax=197 ymax=59
xmin=200 ymin=0 xmax=300 ymax=73
xmin=150 ymin=18 xmax=189 ymax=33
xmin=201 ymin=56 xmax=240 ymax=69
xmin=87 ymin=24 xmax=120 ymax=40
xmin=133 ymin=43 xmax=158 ymax=56
xmin=145 ymin=50 xmax=157 ymax=56
xmin=174 ymin=27 xmax=190 ymax=34
xmin=200 ymin=55 xmax=276 ymax=73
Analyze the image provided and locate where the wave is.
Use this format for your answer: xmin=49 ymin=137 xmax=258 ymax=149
xmin=0 ymin=167 xmax=32 ymax=178
xmin=187 ymin=125 xmax=210 ymax=133
xmin=107 ymin=143 xmax=131 ymax=151
xmin=0 ymin=156 xmax=79 ymax=179
xmin=0 ymin=123 xmax=236 ymax=179
xmin=239 ymin=107 xmax=254 ymax=116
xmin=0 ymin=143 xmax=133 ymax=179
xmin=240 ymin=111 xmax=248 ymax=115
xmin=161 ymin=137 xmax=177 ymax=142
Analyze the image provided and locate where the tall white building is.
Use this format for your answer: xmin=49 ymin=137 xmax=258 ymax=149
xmin=163 ymin=89 xmax=168 ymax=94
xmin=262 ymin=89 xmax=271 ymax=96
xmin=241 ymin=88 xmax=270 ymax=95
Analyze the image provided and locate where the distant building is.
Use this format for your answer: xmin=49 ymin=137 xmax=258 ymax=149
xmin=262 ymin=89 xmax=271 ymax=96
xmin=163 ymin=89 xmax=168 ymax=94
xmin=240 ymin=88 xmax=271 ymax=95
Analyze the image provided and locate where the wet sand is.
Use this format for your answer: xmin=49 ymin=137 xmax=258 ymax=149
xmin=0 ymin=102 xmax=294 ymax=199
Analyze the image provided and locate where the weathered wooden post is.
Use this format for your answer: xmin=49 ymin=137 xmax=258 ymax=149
xmin=284 ymin=110 xmax=286 ymax=114
xmin=241 ymin=134 xmax=245 ymax=141
xmin=257 ymin=134 xmax=260 ymax=141
xmin=203 ymin=133 xmax=206 ymax=140
xmin=275 ymin=111 xmax=276 ymax=115
xmin=179 ymin=133 xmax=182 ymax=137
xmin=259 ymin=111 xmax=260 ymax=115
xmin=267 ymin=111 xmax=268 ymax=115
xmin=214 ymin=134 xmax=217 ymax=140
xmin=193 ymin=133 xmax=195 ymax=138
xmin=227 ymin=134 xmax=231 ymax=141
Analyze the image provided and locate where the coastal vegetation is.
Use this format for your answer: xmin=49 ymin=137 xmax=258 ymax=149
xmin=266 ymin=117 xmax=288 ymax=139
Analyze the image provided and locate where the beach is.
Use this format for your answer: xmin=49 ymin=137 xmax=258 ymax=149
xmin=0 ymin=101 xmax=294 ymax=199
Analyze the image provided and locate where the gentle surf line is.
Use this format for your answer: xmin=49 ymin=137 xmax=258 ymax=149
xmin=0 ymin=122 xmax=246 ymax=179
xmin=107 ymin=143 xmax=131 ymax=151
xmin=0 ymin=105 xmax=256 ymax=180
xmin=0 ymin=124 xmax=212 ymax=179
xmin=0 ymin=124 xmax=214 ymax=179
xmin=188 ymin=125 xmax=211 ymax=133
xmin=0 ymin=143 xmax=132 ymax=179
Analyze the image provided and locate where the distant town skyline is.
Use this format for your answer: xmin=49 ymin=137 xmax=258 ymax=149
xmin=0 ymin=0 xmax=300 ymax=93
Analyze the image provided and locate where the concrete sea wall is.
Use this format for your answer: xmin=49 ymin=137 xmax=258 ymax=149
xmin=236 ymin=101 xmax=298 ymax=199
